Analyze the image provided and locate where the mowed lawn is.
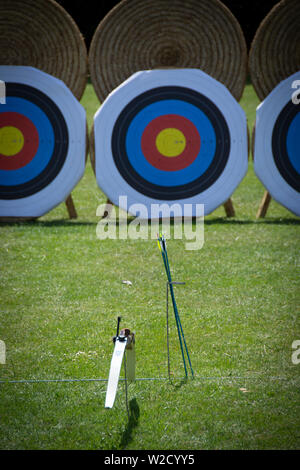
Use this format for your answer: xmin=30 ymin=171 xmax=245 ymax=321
xmin=0 ymin=82 xmax=299 ymax=450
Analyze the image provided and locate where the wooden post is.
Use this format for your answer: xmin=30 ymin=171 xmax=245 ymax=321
xmin=223 ymin=198 xmax=235 ymax=217
xmin=123 ymin=329 xmax=136 ymax=383
xmin=102 ymin=198 xmax=113 ymax=219
xmin=256 ymin=190 xmax=272 ymax=219
xmin=65 ymin=194 xmax=77 ymax=219
xmin=101 ymin=198 xmax=236 ymax=219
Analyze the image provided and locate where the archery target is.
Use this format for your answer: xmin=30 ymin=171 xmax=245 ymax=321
xmin=254 ymin=71 xmax=300 ymax=216
xmin=93 ymin=69 xmax=248 ymax=217
xmin=0 ymin=66 xmax=86 ymax=217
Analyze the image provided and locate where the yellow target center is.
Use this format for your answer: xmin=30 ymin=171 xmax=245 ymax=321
xmin=0 ymin=126 xmax=25 ymax=156
xmin=155 ymin=128 xmax=186 ymax=157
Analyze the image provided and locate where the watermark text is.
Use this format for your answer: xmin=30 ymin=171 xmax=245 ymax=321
xmin=96 ymin=196 xmax=204 ymax=250
xmin=292 ymin=340 xmax=300 ymax=365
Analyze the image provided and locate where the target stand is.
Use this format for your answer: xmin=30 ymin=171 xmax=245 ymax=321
xmin=248 ymin=0 xmax=300 ymax=218
xmin=0 ymin=66 xmax=86 ymax=220
xmin=256 ymin=190 xmax=272 ymax=219
xmin=65 ymin=194 xmax=77 ymax=219
xmin=93 ymin=69 xmax=248 ymax=219
xmin=99 ymin=197 xmax=235 ymax=220
xmin=254 ymin=71 xmax=300 ymax=218
xmin=251 ymin=122 xmax=271 ymax=219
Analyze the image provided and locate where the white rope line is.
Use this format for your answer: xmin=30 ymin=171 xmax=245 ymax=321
xmin=0 ymin=375 xmax=293 ymax=384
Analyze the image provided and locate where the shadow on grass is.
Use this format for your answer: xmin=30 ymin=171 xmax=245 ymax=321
xmin=119 ymin=398 xmax=140 ymax=449
xmin=256 ymin=218 xmax=300 ymax=226
xmin=0 ymin=218 xmax=96 ymax=227
xmin=204 ymin=217 xmax=300 ymax=226
xmin=170 ymin=376 xmax=188 ymax=390
xmin=1 ymin=216 xmax=299 ymax=228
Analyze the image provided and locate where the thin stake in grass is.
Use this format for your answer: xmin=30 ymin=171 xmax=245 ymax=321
xmin=157 ymin=234 xmax=194 ymax=379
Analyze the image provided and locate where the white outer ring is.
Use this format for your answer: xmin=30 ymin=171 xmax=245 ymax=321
xmin=254 ymin=71 xmax=300 ymax=217
xmin=0 ymin=66 xmax=86 ymax=217
xmin=94 ymin=69 xmax=248 ymax=218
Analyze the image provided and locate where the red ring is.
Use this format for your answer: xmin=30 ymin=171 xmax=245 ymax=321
xmin=0 ymin=112 xmax=39 ymax=170
xmin=141 ymin=114 xmax=201 ymax=171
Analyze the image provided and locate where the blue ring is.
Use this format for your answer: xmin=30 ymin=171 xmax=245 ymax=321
xmin=125 ymin=99 xmax=216 ymax=186
xmin=0 ymin=96 xmax=54 ymax=186
xmin=272 ymin=100 xmax=300 ymax=192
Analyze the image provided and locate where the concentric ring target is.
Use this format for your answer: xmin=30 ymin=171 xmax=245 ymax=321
xmin=0 ymin=66 xmax=86 ymax=218
xmin=0 ymin=83 xmax=68 ymax=198
xmin=112 ymin=86 xmax=230 ymax=200
xmin=254 ymin=71 xmax=300 ymax=216
xmin=0 ymin=111 xmax=39 ymax=170
xmin=140 ymin=114 xmax=200 ymax=172
xmin=94 ymin=69 xmax=248 ymax=217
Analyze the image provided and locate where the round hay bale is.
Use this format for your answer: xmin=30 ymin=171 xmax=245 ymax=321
xmin=0 ymin=0 xmax=88 ymax=100
xmin=89 ymin=0 xmax=247 ymax=102
xmin=249 ymin=0 xmax=300 ymax=101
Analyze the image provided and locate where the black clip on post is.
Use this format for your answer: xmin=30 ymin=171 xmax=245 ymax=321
xmin=113 ymin=316 xmax=126 ymax=343
xmin=113 ymin=316 xmax=122 ymax=343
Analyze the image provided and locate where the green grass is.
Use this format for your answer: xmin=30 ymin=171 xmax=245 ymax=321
xmin=0 ymin=83 xmax=299 ymax=450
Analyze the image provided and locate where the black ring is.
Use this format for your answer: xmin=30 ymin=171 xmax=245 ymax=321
xmin=272 ymin=101 xmax=300 ymax=193
xmin=0 ymin=83 xmax=69 ymax=199
xmin=112 ymin=86 xmax=230 ymax=200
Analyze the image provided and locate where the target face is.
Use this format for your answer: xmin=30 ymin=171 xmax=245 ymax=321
xmin=0 ymin=66 xmax=86 ymax=217
xmin=94 ymin=69 xmax=248 ymax=217
xmin=254 ymin=71 xmax=300 ymax=216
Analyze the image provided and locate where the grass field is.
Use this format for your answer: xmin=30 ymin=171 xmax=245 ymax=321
xmin=0 ymin=82 xmax=299 ymax=450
